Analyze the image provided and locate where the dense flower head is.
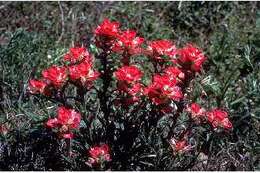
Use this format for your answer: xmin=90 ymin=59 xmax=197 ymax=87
xmin=28 ymin=79 xmax=48 ymax=95
xmin=187 ymin=103 xmax=206 ymax=120
xmin=46 ymin=106 xmax=81 ymax=139
xmin=147 ymin=40 xmax=177 ymax=60
xmin=94 ymin=18 xmax=120 ymax=38
xmin=112 ymin=30 xmax=144 ymax=55
xmin=42 ymin=66 xmax=67 ymax=88
xmin=144 ymin=74 xmax=183 ymax=105
xmin=68 ymin=61 xmax=99 ymax=87
xmin=177 ymin=44 xmax=206 ymax=72
xmin=206 ymin=109 xmax=232 ymax=129
xmin=88 ymin=144 xmax=111 ymax=165
xmin=115 ymin=65 xmax=143 ymax=84
xmin=63 ymin=47 xmax=91 ymax=64
xmin=164 ymin=66 xmax=185 ymax=81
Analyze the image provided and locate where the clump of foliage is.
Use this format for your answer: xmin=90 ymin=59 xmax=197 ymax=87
xmin=9 ymin=19 xmax=234 ymax=170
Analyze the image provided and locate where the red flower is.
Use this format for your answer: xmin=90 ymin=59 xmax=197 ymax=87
xmin=169 ymin=138 xmax=191 ymax=153
xmin=42 ymin=66 xmax=67 ymax=88
xmin=68 ymin=61 xmax=100 ymax=87
xmin=112 ymin=30 xmax=144 ymax=55
xmin=115 ymin=66 xmax=143 ymax=104
xmin=144 ymin=74 xmax=183 ymax=105
xmin=206 ymin=109 xmax=232 ymax=129
xmin=177 ymin=44 xmax=206 ymax=72
xmin=28 ymin=79 xmax=48 ymax=95
xmin=46 ymin=118 xmax=59 ymax=128
xmin=63 ymin=47 xmax=91 ymax=64
xmin=57 ymin=106 xmax=81 ymax=129
xmin=187 ymin=103 xmax=205 ymax=120
xmin=164 ymin=66 xmax=185 ymax=81
xmin=127 ymin=83 xmax=143 ymax=97
xmin=147 ymin=40 xmax=177 ymax=60
xmin=46 ymin=106 xmax=81 ymax=139
xmin=94 ymin=18 xmax=120 ymax=38
xmin=88 ymin=144 xmax=111 ymax=165
xmin=115 ymin=65 xmax=143 ymax=84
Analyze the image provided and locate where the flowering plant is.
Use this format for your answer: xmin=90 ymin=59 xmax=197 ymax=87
xmin=27 ymin=18 xmax=233 ymax=170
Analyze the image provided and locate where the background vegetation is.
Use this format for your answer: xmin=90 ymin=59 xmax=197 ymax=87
xmin=0 ymin=1 xmax=259 ymax=171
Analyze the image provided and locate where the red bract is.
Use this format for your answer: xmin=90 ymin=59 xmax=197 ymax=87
xmin=115 ymin=65 xmax=143 ymax=84
xmin=42 ymin=66 xmax=67 ymax=88
xmin=57 ymin=106 xmax=81 ymax=129
xmin=46 ymin=118 xmax=59 ymax=128
xmin=206 ymin=109 xmax=232 ymax=129
xmin=187 ymin=103 xmax=205 ymax=120
xmin=127 ymin=83 xmax=143 ymax=97
xmin=46 ymin=106 xmax=81 ymax=139
xmin=28 ymin=79 xmax=48 ymax=95
xmin=164 ymin=66 xmax=185 ymax=81
xmin=88 ymin=144 xmax=111 ymax=165
xmin=169 ymin=138 xmax=191 ymax=153
xmin=144 ymin=75 xmax=183 ymax=105
xmin=112 ymin=30 xmax=144 ymax=55
xmin=69 ymin=61 xmax=99 ymax=87
xmin=95 ymin=18 xmax=120 ymax=38
xmin=147 ymin=40 xmax=177 ymax=60
xmin=63 ymin=47 xmax=91 ymax=64
xmin=177 ymin=44 xmax=206 ymax=72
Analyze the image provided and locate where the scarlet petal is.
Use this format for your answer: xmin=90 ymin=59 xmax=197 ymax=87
xmin=28 ymin=79 xmax=48 ymax=94
xmin=63 ymin=47 xmax=91 ymax=64
xmin=115 ymin=65 xmax=143 ymax=83
xmin=94 ymin=18 xmax=120 ymax=38
xmin=46 ymin=118 xmax=58 ymax=128
xmin=57 ymin=106 xmax=81 ymax=129
xmin=177 ymin=44 xmax=206 ymax=72
xmin=42 ymin=66 xmax=67 ymax=88
xmin=147 ymin=40 xmax=177 ymax=59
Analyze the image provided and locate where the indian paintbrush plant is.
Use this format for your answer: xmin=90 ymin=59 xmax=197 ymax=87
xmin=27 ymin=18 xmax=233 ymax=170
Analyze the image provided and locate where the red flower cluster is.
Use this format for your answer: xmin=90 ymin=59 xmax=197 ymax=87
xmin=46 ymin=106 xmax=81 ymax=139
xmin=187 ymin=103 xmax=232 ymax=129
xmin=112 ymin=30 xmax=144 ymax=55
xmin=42 ymin=66 xmax=67 ymax=88
xmin=64 ymin=47 xmax=91 ymax=64
xmin=94 ymin=19 xmax=145 ymax=64
xmin=87 ymin=144 xmax=111 ymax=166
xmin=95 ymin=19 xmax=120 ymax=38
xmin=115 ymin=65 xmax=143 ymax=104
xmin=69 ymin=61 xmax=99 ymax=88
xmin=115 ymin=65 xmax=143 ymax=83
xmin=187 ymin=103 xmax=206 ymax=121
xmin=169 ymin=138 xmax=191 ymax=154
xmin=28 ymin=47 xmax=99 ymax=94
xmin=144 ymin=74 xmax=183 ymax=105
xmin=28 ymin=79 xmax=49 ymax=96
xmin=206 ymin=109 xmax=232 ymax=129
xmin=177 ymin=44 xmax=207 ymax=72
xmin=164 ymin=66 xmax=185 ymax=82
xmin=147 ymin=40 xmax=177 ymax=60
xmin=94 ymin=19 xmax=120 ymax=49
